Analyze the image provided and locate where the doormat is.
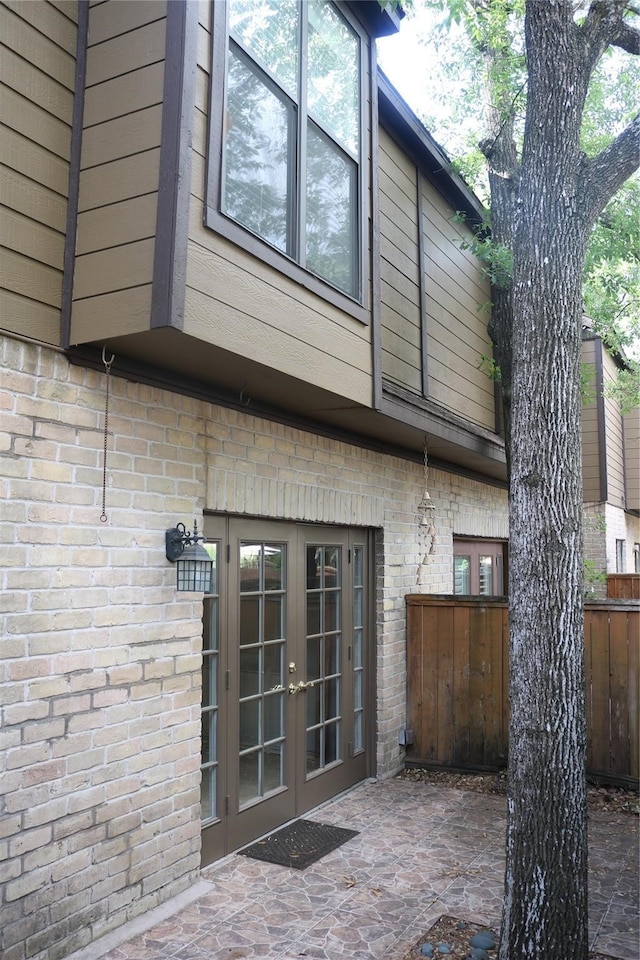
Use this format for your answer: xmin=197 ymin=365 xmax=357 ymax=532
xmin=239 ymin=819 xmax=359 ymax=870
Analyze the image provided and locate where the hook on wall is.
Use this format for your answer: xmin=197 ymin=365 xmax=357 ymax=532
xmin=101 ymin=344 xmax=115 ymax=372
xmin=239 ymin=383 xmax=251 ymax=407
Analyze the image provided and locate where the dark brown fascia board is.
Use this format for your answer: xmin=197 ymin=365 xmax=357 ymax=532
xmin=377 ymin=69 xmax=486 ymax=230
xmin=60 ymin=0 xmax=89 ymax=350
xmin=348 ymin=0 xmax=404 ymax=37
xmin=66 ymin=343 xmax=507 ymax=490
xmin=593 ymin=336 xmax=609 ymax=504
xmin=150 ymin=0 xmax=198 ymax=330
xmin=382 ymin=380 xmax=507 ymax=468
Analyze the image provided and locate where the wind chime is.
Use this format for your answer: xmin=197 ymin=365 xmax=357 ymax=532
xmin=416 ymin=436 xmax=436 ymax=585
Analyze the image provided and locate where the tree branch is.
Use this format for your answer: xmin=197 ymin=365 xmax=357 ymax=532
xmin=582 ymin=113 xmax=640 ymax=225
xmin=611 ymin=19 xmax=640 ymax=53
xmin=580 ymin=1 xmax=639 ymax=68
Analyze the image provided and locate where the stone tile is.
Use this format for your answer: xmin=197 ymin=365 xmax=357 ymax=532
xmin=92 ymin=780 xmax=638 ymax=960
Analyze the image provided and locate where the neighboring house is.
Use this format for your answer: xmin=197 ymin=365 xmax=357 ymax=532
xmin=582 ymin=326 xmax=640 ymax=591
xmin=1 ymin=2 xmax=630 ymax=959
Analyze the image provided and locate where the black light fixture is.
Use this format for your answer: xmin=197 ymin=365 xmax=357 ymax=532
xmin=165 ymin=519 xmax=213 ymax=592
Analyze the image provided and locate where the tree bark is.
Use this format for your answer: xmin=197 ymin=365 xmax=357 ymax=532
xmin=455 ymin=2 xmax=640 ymax=957
xmin=500 ymin=4 xmax=592 ymax=956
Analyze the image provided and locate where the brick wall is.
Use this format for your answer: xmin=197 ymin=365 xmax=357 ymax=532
xmin=0 ymin=338 xmax=509 ymax=959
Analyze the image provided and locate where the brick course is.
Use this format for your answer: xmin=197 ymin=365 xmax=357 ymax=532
xmin=1 ymin=338 xmax=508 ymax=960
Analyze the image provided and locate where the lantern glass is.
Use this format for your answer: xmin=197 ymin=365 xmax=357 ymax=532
xmin=176 ymin=542 xmax=213 ymax=592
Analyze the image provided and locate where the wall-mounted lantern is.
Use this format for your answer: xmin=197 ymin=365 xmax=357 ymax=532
xmin=165 ymin=519 xmax=213 ymax=592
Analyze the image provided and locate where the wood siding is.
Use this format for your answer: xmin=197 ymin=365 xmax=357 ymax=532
xmin=69 ymin=0 xmax=166 ymax=345
xmin=422 ymin=180 xmax=494 ymax=428
xmin=378 ymin=128 xmax=421 ymax=394
xmin=624 ymin=407 xmax=639 ymax=512
xmin=185 ymin=2 xmax=373 ymax=406
xmin=602 ymin=348 xmax=625 ymax=508
xmin=407 ymin=595 xmax=640 ymax=785
xmin=0 ymin=0 xmax=77 ymax=344
xmin=581 ymin=338 xmax=602 ymax=502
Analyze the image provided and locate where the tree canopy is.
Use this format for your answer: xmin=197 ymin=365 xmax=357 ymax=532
xmin=379 ymin=0 xmax=640 ymax=403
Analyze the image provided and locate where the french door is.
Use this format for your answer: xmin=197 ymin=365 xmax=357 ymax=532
xmin=200 ymin=517 xmax=372 ymax=866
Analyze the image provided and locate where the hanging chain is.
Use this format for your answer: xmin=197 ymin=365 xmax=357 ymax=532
xmin=423 ymin=435 xmax=429 ymax=491
xmin=100 ymin=347 xmax=115 ymax=523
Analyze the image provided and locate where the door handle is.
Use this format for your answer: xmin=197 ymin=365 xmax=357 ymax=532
xmin=288 ymin=680 xmax=316 ymax=695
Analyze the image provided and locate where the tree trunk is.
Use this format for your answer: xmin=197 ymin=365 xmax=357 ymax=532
xmin=499 ymin=5 xmax=590 ymax=957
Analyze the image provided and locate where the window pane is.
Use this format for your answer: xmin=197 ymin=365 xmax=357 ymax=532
xmin=229 ymin=0 xmax=299 ymax=96
xmin=454 ymin=556 xmax=470 ymax=595
xmin=307 ymin=0 xmax=359 ymax=154
xmin=479 ymin=556 xmax=493 ymax=596
xmin=224 ymin=49 xmax=294 ymax=254
xmin=306 ymin=125 xmax=357 ymax=296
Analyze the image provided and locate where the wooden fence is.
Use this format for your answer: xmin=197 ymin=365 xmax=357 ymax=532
xmin=406 ymin=595 xmax=639 ymax=785
xmin=607 ymin=574 xmax=640 ymax=600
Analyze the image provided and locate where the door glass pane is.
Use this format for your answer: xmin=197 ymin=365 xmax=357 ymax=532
xmin=306 ymin=683 xmax=321 ymax=726
xmin=305 ymin=544 xmax=342 ymax=775
xmin=237 ymin=541 xmax=287 ymax=808
xmin=324 ymin=634 xmax=339 ymax=675
xmin=201 ymin=544 xmax=220 ymax=823
xmin=202 ymin=654 xmax=217 ymax=709
xmin=479 ymin=556 xmax=493 ymax=596
xmin=353 ymin=545 xmax=365 ymax=753
xmin=224 ymin=49 xmax=294 ymax=255
xmin=306 ymin=728 xmax=321 ymax=773
xmin=229 ymin=0 xmax=299 ymax=96
xmin=325 ymin=721 xmax=339 ymax=764
xmin=264 ymin=692 xmax=283 ymax=742
xmin=201 ymin=765 xmax=217 ymax=822
xmin=454 ymin=556 xmax=470 ymax=594
xmin=263 ymin=642 xmax=282 ymax=690
xmin=264 ymin=743 xmax=284 ymax=793
xmin=305 ymin=124 xmax=357 ymax=297
xmin=264 ymin=544 xmax=284 ymax=590
xmin=325 ymin=677 xmax=339 ymax=720
xmin=240 ymin=596 xmax=260 ymax=646
xmin=354 ymin=671 xmax=362 ymax=710
xmin=239 ymin=752 xmax=259 ymax=807
xmin=307 ymin=546 xmax=322 ymax=589
xmin=201 ymin=710 xmax=217 ymax=766
xmin=307 ymin=0 xmax=359 ymax=154
xmin=307 ymin=635 xmax=321 ymax=681
xmin=239 ymin=647 xmax=260 ymax=698
xmin=264 ymin=594 xmax=284 ymax=641
xmin=240 ymin=699 xmax=260 ymax=749
xmin=240 ymin=543 xmax=262 ymax=591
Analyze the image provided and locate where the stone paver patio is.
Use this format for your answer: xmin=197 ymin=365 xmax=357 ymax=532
xmin=69 ymin=778 xmax=639 ymax=960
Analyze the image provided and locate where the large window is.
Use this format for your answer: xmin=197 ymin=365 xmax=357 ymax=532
xmin=207 ymin=0 xmax=366 ymax=310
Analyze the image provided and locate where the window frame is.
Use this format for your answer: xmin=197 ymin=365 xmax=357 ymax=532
xmin=205 ymin=0 xmax=371 ymax=324
xmin=452 ymin=538 xmax=507 ymax=597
